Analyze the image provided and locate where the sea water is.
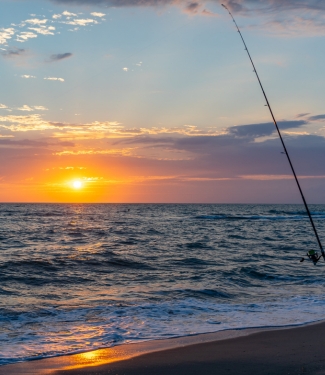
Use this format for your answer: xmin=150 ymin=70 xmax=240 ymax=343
xmin=1 ymin=203 xmax=325 ymax=365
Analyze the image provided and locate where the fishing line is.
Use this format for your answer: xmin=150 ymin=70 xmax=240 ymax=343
xmin=221 ymin=4 xmax=325 ymax=263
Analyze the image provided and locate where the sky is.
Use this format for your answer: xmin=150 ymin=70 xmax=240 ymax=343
xmin=0 ymin=0 xmax=325 ymax=203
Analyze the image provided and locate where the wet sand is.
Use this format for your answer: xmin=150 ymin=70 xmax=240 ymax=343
xmin=2 ymin=322 xmax=325 ymax=375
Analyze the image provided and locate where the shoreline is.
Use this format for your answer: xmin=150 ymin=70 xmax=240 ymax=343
xmin=1 ymin=320 xmax=325 ymax=375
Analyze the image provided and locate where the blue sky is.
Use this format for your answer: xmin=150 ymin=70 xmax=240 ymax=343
xmin=0 ymin=0 xmax=325 ymax=202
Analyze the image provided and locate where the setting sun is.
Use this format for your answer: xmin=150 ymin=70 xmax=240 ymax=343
xmin=73 ymin=180 xmax=83 ymax=189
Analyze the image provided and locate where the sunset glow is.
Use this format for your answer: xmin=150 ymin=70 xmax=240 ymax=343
xmin=0 ymin=1 xmax=325 ymax=203
xmin=72 ymin=180 xmax=83 ymax=190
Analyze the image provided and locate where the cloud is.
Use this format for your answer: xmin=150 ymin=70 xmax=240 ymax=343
xmin=240 ymin=174 xmax=325 ymax=181
xmin=44 ymin=77 xmax=65 ymax=82
xmin=182 ymin=2 xmax=217 ymax=16
xmin=0 ymin=114 xmax=52 ymax=131
xmin=21 ymin=74 xmax=36 ymax=79
xmin=221 ymin=0 xmax=325 ymax=36
xmin=296 ymin=113 xmax=310 ymax=118
xmin=0 ymin=28 xmax=15 ymax=45
xmin=222 ymin=0 xmax=325 ymax=14
xmin=112 ymin=117 xmax=325 ymax=172
xmin=228 ymin=120 xmax=307 ymax=138
xmin=1 ymin=111 xmax=325 ymax=203
xmin=91 ymin=12 xmax=106 ymax=17
xmin=0 ymin=11 xmax=105 ymax=49
xmin=49 ymin=52 xmax=73 ymax=62
xmin=0 ymin=104 xmax=8 ymax=109
xmin=62 ymin=10 xmax=77 ymax=16
xmin=30 ymin=1 xmax=323 ymax=35
xmin=308 ymin=114 xmax=325 ymax=122
xmin=62 ymin=18 xmax=98 ymax=26
xmin=186 ymin=2 xmax=201 ymax=12
xmin=28 ymin=26 xmax=56 ymax=36
xmin=0 ymin=138 xmax=74 ymax=147
xmin=24 ymin=18 xmax=48 ymax=25
xmin=0 ymin=110 xmax=320 ymax=179
xmin=1 ymin=47 xmax=26 ymax=58
xmin=0 ymin=114 xmax=121 ymax=133
xmin=47 ymin=0 xmax=325 ymax=27
xmin=16 ymin=31 xmax=37 ymax=42
xmin=0 ymin=139 xmax=49 ymax=147
xmin=54 ymin=148 xmax=134 ymax=156
xmin=16 ymin=105 xmax=48 ymax=112
xmin=52 ymin=0 xmax=178 ymax=6
xmin=113 ymin=121 xmax=304 ymax=141
xmin=124 ymin=131 xmax=325 ymax=176
xmin=51 ymin=0 xmax=216 ymax=16
xmin=50 ymin=121 xmax=222 ymax=140
xmin=0 ymin=111 xmax=311 ymax=146
xmin=17 ymin=105 xmax=34 ymax=112
xmin=33 ymin=106 xmax=48 ymax=111
xmin=49 ymin=120 xmax=122 ymax=131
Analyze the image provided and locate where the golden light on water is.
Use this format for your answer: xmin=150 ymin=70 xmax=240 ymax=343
xmin=64 ymin=347 xmax=133 ymax=370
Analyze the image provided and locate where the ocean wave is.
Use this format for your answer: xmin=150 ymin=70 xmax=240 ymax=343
xmin=1 ymin=203 xmax=325 ymax=367
xmin=1 ymin=295 xmax=325 ymax=366
xmin=195 ymin=213 xmax=325 ymax=221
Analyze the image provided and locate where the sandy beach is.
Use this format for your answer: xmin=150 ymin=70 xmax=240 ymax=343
xmin=2 ymin=321 xmax=325 ymax=375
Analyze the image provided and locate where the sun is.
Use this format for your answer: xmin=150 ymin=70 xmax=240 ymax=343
xmin=72 ymin=180 xmax=83 ymax=189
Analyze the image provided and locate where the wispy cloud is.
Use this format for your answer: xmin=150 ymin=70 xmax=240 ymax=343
xmin=0 ymin=138 xmax=74 ymax=148
xmin=308 ymin=114 xmax=325 ymax=122
xmin=23 ymin=18 xmax=48 ymax=25
xmin=0 ymin=114 xmax=52 ymax=131
xmin=28 ymin=26 xmax=56 ymax=36
xmin=48 ymin=52 xmax=73 ymax=62
xmin=62 ymin=10 xmax=77 ymax=17
xmin=91 ymin=12 xmax=106 ymax=17
xmin=33 ymin=106 xmax=48 ymax=111
xmin=0 ymin=9 xmax=106 ymax=48
xmin=21 ymin=74 xmax=36 ymax=79
xmin=44 ymin=77 xmax=65 ymax=82
xmin=1 ymin=110 xmax=325 ymax=201
xmin=17 ymin=105 xmax=34 ymax=112
xmin=222 ymin=0 xmax=325 ymax=14
xmin=52 ymin=0 xmax=178 ymax=6
xmin=63 ymin=18 xmax=98 ymax=26
xmin=54 ymin=148 xmax=134 ymax=156
xmin=0 ymin=104 xmax=47 ymax=113
xmin=228 ymin=120 xmax=307 ymax=138
xmin=240 ymin=174 xmax=325 ymax=180
xmin=51 ymin=0 xmax=216 ymax=16
xmin=1 ymin=47 xmax=26 ymax=58
xmin=222 ymin=0 xmax=325 ymax=36
xmin=0 ymin=28 xmax=15 ymax=45
xmin=16 ymin=105 xmax=48 ymax=111
xmin=0 ymin=115 xmax=121 ymax=132
xmin=16 ymin=31 xmax=37 ymax=42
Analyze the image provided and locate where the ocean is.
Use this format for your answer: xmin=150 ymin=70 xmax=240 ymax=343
xmin=1 ymin=203 xmax=325 ymax=366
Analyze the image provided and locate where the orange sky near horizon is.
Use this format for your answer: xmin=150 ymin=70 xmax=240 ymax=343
xmin=1 ymin=1 xmax=325 ymax=203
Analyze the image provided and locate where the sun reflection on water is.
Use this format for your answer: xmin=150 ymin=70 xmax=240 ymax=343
xmin=64 ymin=347 xmax=132 ymax=370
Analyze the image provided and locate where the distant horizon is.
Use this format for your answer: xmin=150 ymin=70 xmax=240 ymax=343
xmin=1 ymin=201 xmax=324 ymax=205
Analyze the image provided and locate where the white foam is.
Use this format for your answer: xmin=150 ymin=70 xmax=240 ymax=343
xmin=1 ymin=294 xmax=325 ymax=365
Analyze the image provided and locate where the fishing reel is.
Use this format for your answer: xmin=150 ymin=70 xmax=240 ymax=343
xmin=300 ymin=250 xmax=323 ymax=265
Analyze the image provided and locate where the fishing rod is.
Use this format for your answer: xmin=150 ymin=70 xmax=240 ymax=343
xmin=221 ymin=4 xmax=325 ymax=265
